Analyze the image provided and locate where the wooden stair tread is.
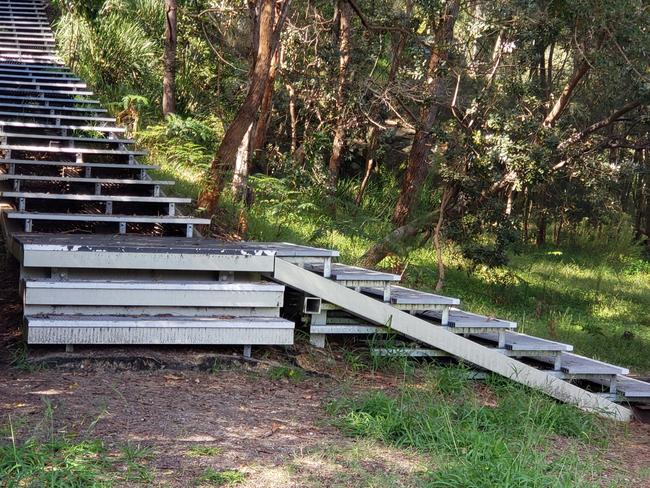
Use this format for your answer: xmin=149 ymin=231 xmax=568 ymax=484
xmin=539 ymin=353 xmax=630 ymax=375
xmin=1 ymin=158 xmax=155 ymax=170
xmin=471 ymin=332 xmax=573 ymax=352
xmin=1 ymin=174 xmax=173 ymax=184
xmin=0 ymin=144 xmax=145 ymax=155
xmin=420 ymin=308 xmax=517 ymax=329
xmin=25 ymin=279 xmax=284 ymax=292
xmin=7 ymin=211 xmax=210 ymax=225
xmin=0 ymin=120 xmax=125 ymax=132
xmin=26 ymin=315 xmax=295 ymax=329
xmin=307 ymin=262 xmax=401 ymax=282
xmin=1 ymin=191 xmax=190 ymax=204
xmin=363 ymin=285 xmax=460 ymax=305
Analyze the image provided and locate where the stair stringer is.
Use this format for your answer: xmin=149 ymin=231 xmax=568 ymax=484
xmin=273 ymin=259 xmax=631 ymax=422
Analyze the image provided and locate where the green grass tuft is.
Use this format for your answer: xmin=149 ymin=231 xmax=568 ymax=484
xmin=187 ymin=445 xmax=224 ymax=457
xmin=195 ymin=467 xmax=246 ymax=486
xmin=268 ymin=365 xmax=306 ymax=382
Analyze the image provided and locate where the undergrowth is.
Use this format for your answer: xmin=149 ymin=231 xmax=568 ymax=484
xmin=327 ymin=366 xmax=613 ymax=487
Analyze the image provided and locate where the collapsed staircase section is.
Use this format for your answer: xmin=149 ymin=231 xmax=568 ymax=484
xmin=282 ymin=261 xmax=650 ymax=418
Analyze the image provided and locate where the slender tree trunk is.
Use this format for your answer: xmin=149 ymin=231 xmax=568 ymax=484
xmin=392 ymin=0 xmax=459 ymax=227
xmin=505 ymin=188 xmax=514 ymax=216
xmin=554 ymin=217 xmax=563 ymax=246
xmin=523 ymin=188 xmax=531 ymax=242
xmin=642 ymin=149 xmax=650 ymax=251
xmin=250 ymin=41 xmax=281 ymax=160
xmin=355 ymin=125 xmax=377 ymax=205
xmin=434 ymin=187 xmax=454 ymax=291
xmin=199 ymin=0 xmax=290 ymax=214
xmin=162 ymin=0 xmax=177 ymax=116
xmin=327 ymin=0 xmax=352 ymax=194
xmin=286 ymin=83 xmax=298 ymax=153
xmin=536 ymin=213 xmax=547 ymax=246
xmin=645 ymin=190 xmax=650 ymax=251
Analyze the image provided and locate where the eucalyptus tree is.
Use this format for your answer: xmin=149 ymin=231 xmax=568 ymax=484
xmin=163 ymin=0 xmax=178 ymax=115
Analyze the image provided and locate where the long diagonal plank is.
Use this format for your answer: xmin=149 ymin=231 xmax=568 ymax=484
xmin=273 ymin=259 xmax=631 ymax=421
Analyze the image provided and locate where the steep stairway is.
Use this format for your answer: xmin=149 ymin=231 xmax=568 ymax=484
xmin=0 ymin=0 xmax=302 ymax=355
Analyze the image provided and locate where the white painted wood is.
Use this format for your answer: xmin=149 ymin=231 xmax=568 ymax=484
xmin=307 ymin=262 xmax=401 ymax=281
xmin=0 ymin=120 xmax=125 ymax=132
xmin=0 ymin=144 xmax=142 ymax=155
xmin=24 ymin=280 xmax=285 ymax=308
xmin=273 ymin=259 xmax=631 ymax=421
xmin=420 ymin=308 xmax=517 ymax=329
xmin=24 ymin=305 xmax=281 ymax=318
xmin=1 ymin=175 xmax=173 ymax=186
xmin=538 ymin=353 xmax=630 ymax=375
xmin=472 ymin=332 xmax=573 ymax=352
xmin=21 ymin=249 xmax=275 ymax=272
xmin=7 ymin=212 xmax=210 ymax=226
xmin=27 ymin=316 xmax=295 ymax=345
xmin=1 ymin=160 xmax=155 ymax=171
xmin=2 ymin=192 xmax=189 ymax=205
xmin=310 ymin=325 xmax=386 ymax=334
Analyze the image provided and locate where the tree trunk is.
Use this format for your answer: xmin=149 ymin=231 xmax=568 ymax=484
xmin=361 ymin=210 xmax=440 ymax=267
xmin=198 ymin=0 xmax=290 ymax=214
xmin=286 ymin=83 xmax=298 ymax=153
xmin=355 ymin=125 xmax=377 ymax=205
xmin=523 ymin=188 xmax=531 ymax=242
xmin=250 ymin=45 xmax=280 ymax=161
xmin=505 ymin=188 xmax=514 ymax=216
xmin=327 ymin=0 xmax=352 ymax=194
xmin=536 ymin=213 xmax=547 ymax=246
xmin=392 ymin=0 xmax=459 ymax=227
xmin=162 ymin=0 xmax=177 ymax=116
xmin=542 ymin=60 xmax=589 ymax=128
xmin=231 ymin=123 xmax=253 ymax=200
xmin=434 ymin=187 xmax=454 ymax=291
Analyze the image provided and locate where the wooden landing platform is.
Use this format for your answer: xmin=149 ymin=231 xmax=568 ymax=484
xmin=13 ymin=233 xmax=339 ymax=257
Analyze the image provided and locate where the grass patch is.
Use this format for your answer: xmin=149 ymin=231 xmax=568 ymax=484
xmin=328 ymin=366 xmax=612 ymax=487
xmin=195 ymin=467 xmax=246 ymax=486
xmin=9 ymin=345 xmax=43 ymax=373
xmin=187 ymin=445 xmax=224 ymax=457
xmin=1 ymin=413 xmax=155 ymax=487
xmin=268 ymin=365 xmax=306 ymax=382
xmin=0 ymin=433 xmax=111 ymax=487
xmin=117 ymin=442 xmax=154 ymax=483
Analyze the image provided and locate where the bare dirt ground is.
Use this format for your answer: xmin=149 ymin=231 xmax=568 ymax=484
xmin=1 ymin=241 xmax=649 ymax=487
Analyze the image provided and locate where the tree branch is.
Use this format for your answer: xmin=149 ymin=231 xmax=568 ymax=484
xmin=556 ymin=100 xmax=642 ymax=152
xmin=543 ymin=60 xmax=590 ymax=128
